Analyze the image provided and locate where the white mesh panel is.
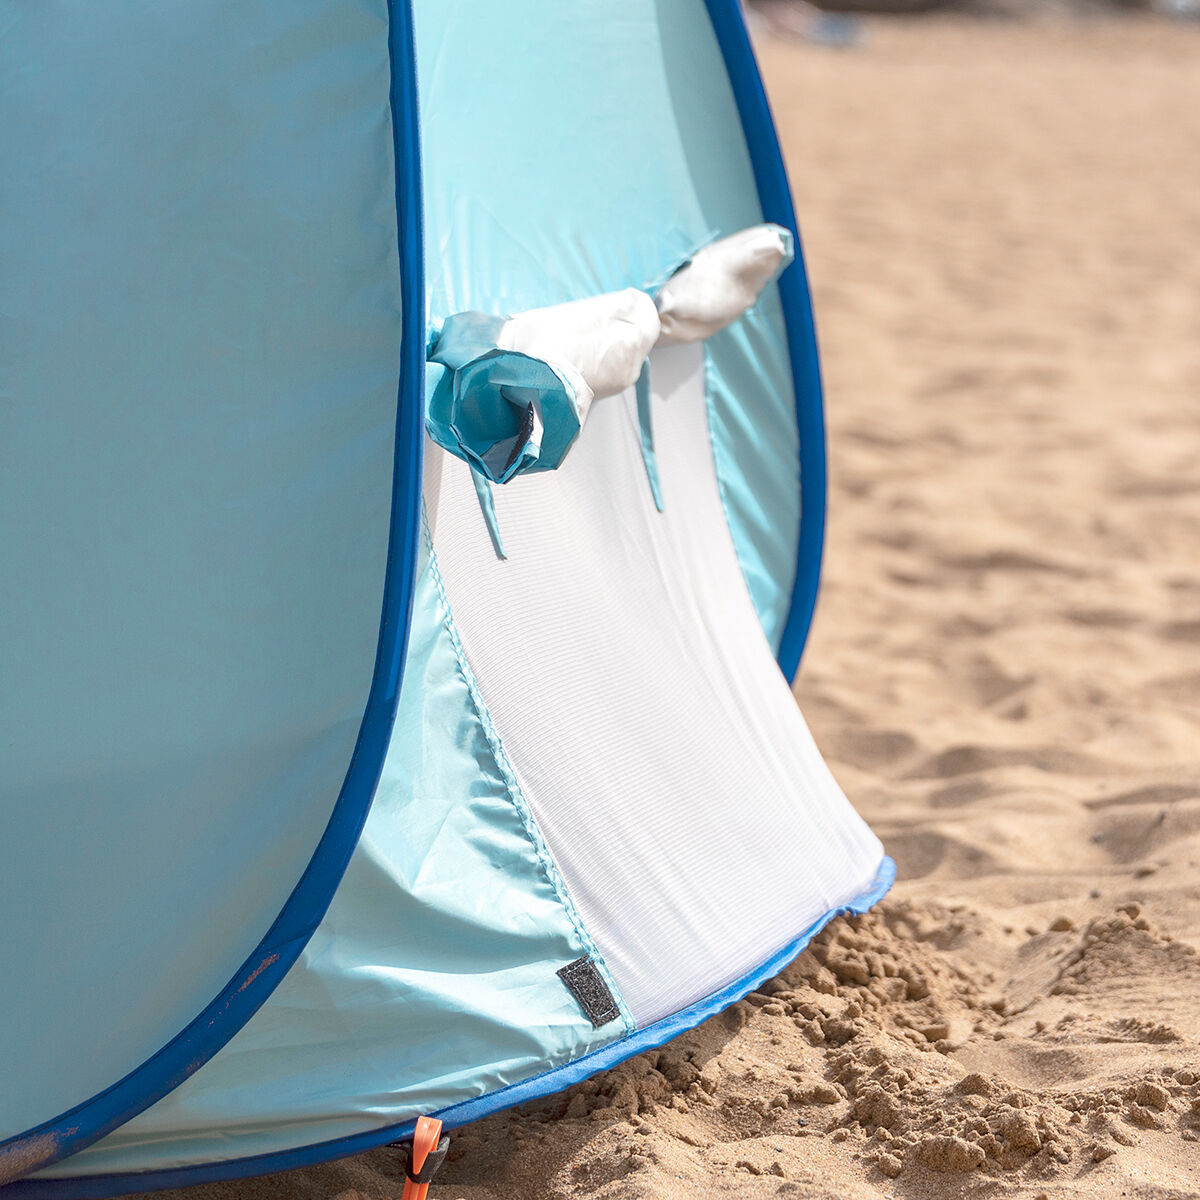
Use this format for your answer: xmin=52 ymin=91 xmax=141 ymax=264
xmin=426 ymin=344 xmax=884 ymax=1027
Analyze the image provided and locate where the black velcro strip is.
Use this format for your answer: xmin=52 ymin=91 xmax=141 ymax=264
xmin=406 ymin=1136 xmax=449 ymax=1184
xmin=557 ymin=955 xmax=620 ymax=1028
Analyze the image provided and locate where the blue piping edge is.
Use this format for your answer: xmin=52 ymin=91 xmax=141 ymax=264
xmin=12 ymin=857 xmax=895 ymax=1199
xmin=0 ymin=0 xmax=427 ymax=1188
xmin=701 ymin=0 xmax=827 ymax=683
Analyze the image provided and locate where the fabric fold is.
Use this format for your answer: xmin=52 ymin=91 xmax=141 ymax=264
xmin=426 ymin=314 xmax=582 ymax=485
xmin=426 ymin=290 xmax=661 ymax=485
xmin=424 ymin=224 xmax=792 ymax=519
xmin=655 ymin=223 xmax=794 ymax=346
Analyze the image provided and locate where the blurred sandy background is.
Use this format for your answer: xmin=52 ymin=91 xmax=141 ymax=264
xmin=166 ymin=15 xmax=1200 ymax=1200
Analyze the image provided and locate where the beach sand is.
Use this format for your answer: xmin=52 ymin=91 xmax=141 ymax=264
xmin=155 ymin=19 xmax=1200 ymax=1200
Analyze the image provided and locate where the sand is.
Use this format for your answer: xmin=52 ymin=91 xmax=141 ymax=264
xmin=150 ymin=18 xmax=1200 ymax=1200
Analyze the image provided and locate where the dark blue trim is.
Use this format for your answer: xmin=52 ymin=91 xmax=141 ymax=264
xmin=12 ymin=858 xmax=895 ymax=1199
xmin=0 ymin=1 xmax=426 ymax=1188
xmin=702 ymin=0 xmax=827 ymax=683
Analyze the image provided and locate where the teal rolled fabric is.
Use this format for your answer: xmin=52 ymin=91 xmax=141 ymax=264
xmin=427 ymin=312 xmax=585 ymax=484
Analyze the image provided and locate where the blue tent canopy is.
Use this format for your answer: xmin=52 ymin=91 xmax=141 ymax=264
xmin=0 ymin=1 xmax=891 ymax=1193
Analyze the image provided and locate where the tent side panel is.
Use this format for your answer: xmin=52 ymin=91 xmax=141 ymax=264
xmin=415 ymin=0 xmax=804 ymax=653
xmin=26 ymin=535 xmax=631 ymax=1182
xmin=701 ymin=0 xmax=828 ymax=678
xmin=0 ymin=0 xmax=423 ymax=1180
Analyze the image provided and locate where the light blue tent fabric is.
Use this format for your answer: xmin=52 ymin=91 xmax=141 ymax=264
xmin=0 ymin=0 xmax=890 ymax=1193
xmin=416 ymin=0 xmax=802 ymax=647
xmin=0 ymin=0 xmax=418 ymax=1180
xmin=27 ymin=532 xmax=635 ymax=1180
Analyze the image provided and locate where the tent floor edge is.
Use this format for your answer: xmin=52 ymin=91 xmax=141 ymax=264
xmin=3 ymin=857 xmax=895 ymax=1200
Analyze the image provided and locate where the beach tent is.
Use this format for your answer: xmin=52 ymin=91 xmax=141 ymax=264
xmin=0 ymin=0 xmax=892 ymax=1193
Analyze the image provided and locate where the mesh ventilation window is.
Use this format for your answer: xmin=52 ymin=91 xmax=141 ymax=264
xmin=427 ymin=343 xmax=883 ymax=1027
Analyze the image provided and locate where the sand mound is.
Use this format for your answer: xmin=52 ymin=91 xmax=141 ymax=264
xmin=1050 ymin=905 xmax=1200 ymax=998
xmin=414 ymin=905 xmax=1199 ymax=1197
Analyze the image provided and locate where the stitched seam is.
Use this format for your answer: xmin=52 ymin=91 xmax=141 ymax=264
xmin=421 ymin=514 xmax=635 ymax=1036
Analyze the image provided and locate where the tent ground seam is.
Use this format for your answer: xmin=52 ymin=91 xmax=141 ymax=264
xmin=7 ymin=858 xmax=895 ymax=1199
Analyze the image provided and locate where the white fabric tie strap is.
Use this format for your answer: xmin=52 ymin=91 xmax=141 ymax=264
xmin=499 ymin=289 xmax=662 ymax=513
xmin=632 ymin=224 xmax=793 ymax=512
xmin=498 ymin=287 xmax=661 ymax=415
xmin=427 ymin=290 xmax=660 ymax=556
xmin=654 ymin=223 xmax=794 ymax=346
xmin=425 ymin=224 xmax=793 ymax=554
